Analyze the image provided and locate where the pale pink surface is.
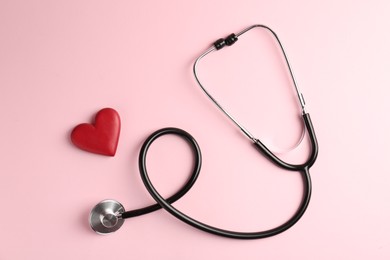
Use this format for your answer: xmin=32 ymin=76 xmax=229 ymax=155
xmin=1 ymin=0 xmax=389 ymax=259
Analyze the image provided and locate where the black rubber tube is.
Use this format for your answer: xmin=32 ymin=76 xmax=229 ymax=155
xmin=121 ymin=128 xmax=202 ymax=219
xmin=138 ymin=127 xmax=315 ymax=239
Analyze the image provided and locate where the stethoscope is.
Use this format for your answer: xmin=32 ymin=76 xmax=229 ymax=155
xmin=89 ymin=24 xmax=318 ymax=239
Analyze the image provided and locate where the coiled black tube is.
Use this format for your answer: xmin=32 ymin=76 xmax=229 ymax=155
xmin=137 ymin=126 xmax=316 ymax=239
xmin=121 ymin=128 xmax=201 ymax=219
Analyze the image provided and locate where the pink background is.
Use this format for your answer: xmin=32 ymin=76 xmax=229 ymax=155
xmin=1 ymin=0 xmax=389 ymax=259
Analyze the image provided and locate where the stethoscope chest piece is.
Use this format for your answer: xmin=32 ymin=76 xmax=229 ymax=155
xmin=89 ymin=199 xmax=125 ymax=234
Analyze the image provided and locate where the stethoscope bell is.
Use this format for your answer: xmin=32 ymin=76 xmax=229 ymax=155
xmin=89 ymin=199 xmax=125 ymax=234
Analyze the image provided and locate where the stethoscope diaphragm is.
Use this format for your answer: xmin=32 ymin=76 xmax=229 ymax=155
xmin=89 ymin=199 xmax=125 ymax=234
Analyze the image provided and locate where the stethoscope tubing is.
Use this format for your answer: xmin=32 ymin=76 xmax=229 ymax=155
xmin=121 ymin=127 xmax=202 ymax=219
xmin=138 ymin=118 xmax=317 ymax=239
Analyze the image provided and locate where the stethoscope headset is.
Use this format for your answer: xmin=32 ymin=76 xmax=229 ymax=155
xmin=89 ymin=24 xmax=318 ymax=239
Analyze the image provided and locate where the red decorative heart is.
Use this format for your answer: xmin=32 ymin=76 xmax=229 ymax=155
xmin=71 ymin=108 xmax=121 ymax=156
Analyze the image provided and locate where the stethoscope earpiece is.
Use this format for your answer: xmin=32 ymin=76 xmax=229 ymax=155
xmin=89 ymin=199 xmax=125 ymax=234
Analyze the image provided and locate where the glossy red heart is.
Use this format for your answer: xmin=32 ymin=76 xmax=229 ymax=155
xmin=71 ymin=108 xmax=121 ymax=156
